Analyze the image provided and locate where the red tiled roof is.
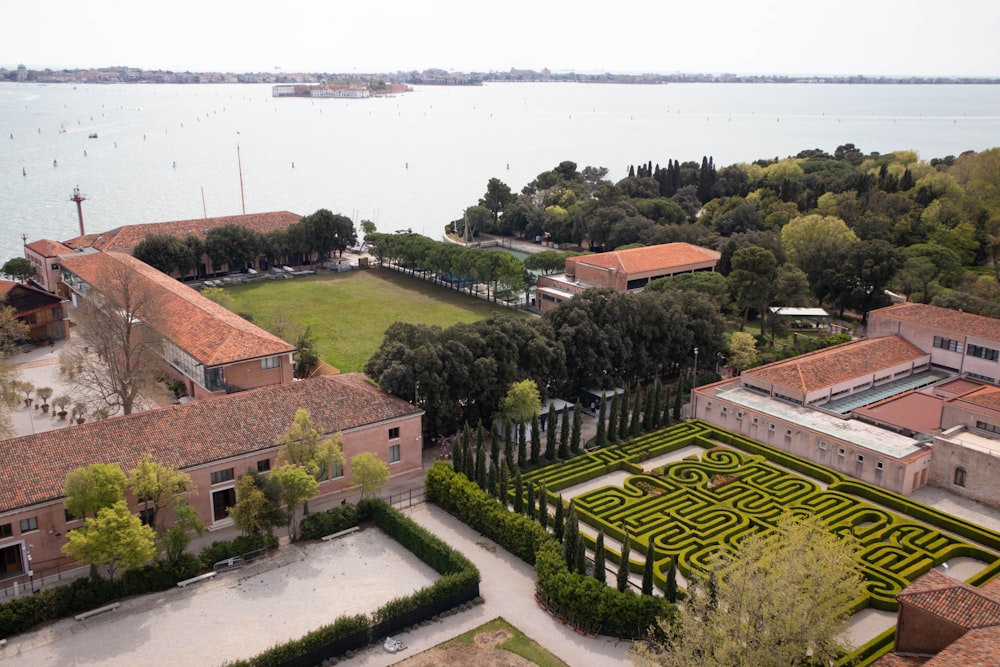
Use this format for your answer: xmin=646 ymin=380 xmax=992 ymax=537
xmin=59 ymin=252 xmax=293 ymax=365
xmin=899 ymin=570 xmax=1000 ymax=629
xmin=951 ymin=385 xmax=1000 ymax=412
xmin=569 ymin=242 xmax=720 ymax=275
xmin=873 ymin=303 xmax=1000 ymax=344
xmin=871 ymin=654 xmax=930 ymax=667
xmin=62 ymin=211 xmax=302 ymax=252
xmin=923 ymin=626 xmax=1000 ymax=666
xmin=854 ymin=391 xmax=944 ymax=435
xmin=0 ymin=374 xmax=421 ymax=514
xmin=744 ymin=336 xmax=927 ymax=393
xmin=25 ymin=238 xmax=76 ymax=257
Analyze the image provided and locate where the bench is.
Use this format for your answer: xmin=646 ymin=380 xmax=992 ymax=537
xmin=0 ymin=638 xmax=7 ymax=648
xmin=74 ymin=602 xmax=120 ymax=621
xmin=321 ymin=526 xmax=360 ymax=542
xmin=177 ymin=571 xmax=217 ymax=588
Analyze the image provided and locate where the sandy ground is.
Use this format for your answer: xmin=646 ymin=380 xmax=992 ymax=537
xmin=0 ymin=529 xmax=439 ymax=666
xmin=393 ymin=628 xmax=537 ymax=667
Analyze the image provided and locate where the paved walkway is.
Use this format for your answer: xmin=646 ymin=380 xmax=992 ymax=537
xmin=342 ymin=503 xmax=634 ymax=667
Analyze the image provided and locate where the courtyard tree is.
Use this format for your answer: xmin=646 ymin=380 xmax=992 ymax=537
xmin=64 ymin=463 xmax=127 ymax=520
xmin=729 ymin=245 xmax=778 ymax=335
xmin=272 ymin=463 xmax=319 ymax=540
xmin=229 ymin=471 xmax=285 ymax=538
xmin=62 ymin=500 xmax=156 ymax=581
xmin=351 ymin=451 xmax=389 ymax=500
xmin=0 ymin=307 xmax=30 ymax=438
xmin=127 ymin=453 xmax=193 ymax=532
xmin=276 ymin=408 xmax=344 ymax=513
xmin=204 ymin=224 xmax=261 ymax=272
xmin=634 ymin=512 xmax=864 ymax=667
xmin=479 ymin=177 xmax=514 ymax=224
xmin=133 ymin=234 xmax=197 ymax=276
xmin=500 ymin=378 xmax=542 ymax=426
xmin=61 ymin=258 xmax=165 ymax=416
xmin=727 ymin=331 xmax=758 ymax=375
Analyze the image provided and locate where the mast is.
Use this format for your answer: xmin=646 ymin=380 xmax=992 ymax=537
xmin=237 ymin=144 xmax=246 ymax=215
xmin=70 ymin=186 xmax=88 ymax=237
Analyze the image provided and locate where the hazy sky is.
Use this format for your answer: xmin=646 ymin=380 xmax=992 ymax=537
xmin=4 ymin=1 xmax=999 ymax=77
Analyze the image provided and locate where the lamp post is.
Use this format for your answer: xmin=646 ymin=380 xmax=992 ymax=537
xmin=691 ymin=347 xmax=699 ymax=419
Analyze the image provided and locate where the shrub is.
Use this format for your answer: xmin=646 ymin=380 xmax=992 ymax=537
xmin=198 ymin=533 xmax=279 ymax=570
xmin=298 ymin=503 xmax=360 ymax=541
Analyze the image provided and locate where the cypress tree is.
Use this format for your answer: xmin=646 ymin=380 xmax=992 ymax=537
xmin=665 ymin=555 xmax=678 ymax=603
xmin=553 ymin=495 xmax=565 ymax=542
xmin=651 ymin=378 xmax=662 ymax=429
xmin=672 ymin=382 xmax=682 ymax=422
xmin=563 ymin=501 xmax=579 ymax=570
xmin=504 ymin=420 xmax=515 ymax=471
xmin=498 ymin=458 xmax=509 ymax=507
xmin=476 ymin=420 xmax=486 ymax=461
xmin=575 ymin=538 xmax=587 ymax=575
xmin=452 ymin=437 xmax=463 ymax=473
xmin=537 ymin=483 xmax=548 ymax=529
xmin=618 ymin=387 xmax=632 ymax=441
xmin=487 ymin=456 xmax=498 ymax=497
xmin=544 ymin=407 xmax=557 ymax=461
xmin=530 ymin=413 xmax=541 ymax=465
xmin=475 ymin=443 xmax=487 ymax=490
xmin=642 ymin=382 xmax=655 ymax=431
xmin=661 ymin=385 xmax=673 ymax=426
xmin=629 ymin=384 xmax=642 ymax=437
xmin=642 ymin=544 xmax=655 ymax=595
xmin=571 ymin=401 xmax=583 ymax=454
xmin=525 ymin=480 xmax=535 ymax=518
xmin=463 ymin=434 xmax=475 ymax=480
xmin=607 ymin=393 xmax=619 ymax=443
xmin=558 ymin=405 xmax=570 ymax=459
xmin=617 ymin=534 xmax=631 ymax=592
xmin=513 ymin=470 xmax=524 ymax=514
xmin=593 ymin=532 xmax=607 ymax=583
xmin=490 ymin=421 xmax=500 ymax=468
xmin=596 ymin=393 xmax=607 ymax=448
xmin=517 ymin=419 xmax=527 ymax=469
xmin=707 ymin=571 xmax=719 ymax=612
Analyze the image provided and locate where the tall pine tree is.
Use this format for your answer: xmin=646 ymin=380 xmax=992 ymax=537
xmin=525 ymin=480 xmax=535 ymax=518
xmin=545 ymin=406 xmax=557 ymax=461
xmin=513 ymin=470 xmax=524 ymax=514
xmin=558 ymin=406 xmax=570 ymax=459
xmin=661 ymin=385 xmax=672 ymax=426
xmin=642 ymin=544 xmax=655 ymax=595
xmin=651 ymin=379 xmax=662 ymax=429
xmin=607 ymin=393 xmax=620 ymax=443
xmin=475 ymin=443 xmax=487 ymax=490
xmin=563 ymin=501 xmax=580 ymax=570
xmin=571 ymin=401 xmax=583 ymax=454
xmin=489 ymin=421 xmax=499 ymax=467
xmin=643 ymin=382 xmax=655 ymax=431
xmin=596 ymin=393 xmax=607 ymax=448
xmin=452 ymin=437 xmax=463 ymax=473
xmin=504 ymin=419 xmax=515 ymax=470
xmin=629 ymin=384 xmax=642 ymax=437
xmin=617 ymin=533 xmax=631 ymax=592
xmin=619 ymin=385 xmax=630 ymax=439
xmin=553 ymin=495 xmax=565 ymax=541
xmin=665 ymin=554 xmax=678 ymax=602
xmin=517 ymin=419 xmax=527 ymax=469
xmin=530 ymin=414 xmax=541 ymax=465
xmin=498 ymin=458 xmax=510 ymax=507
xmin=487 ymin=457 xmax=498 ymax=497
xmin=537 ymin=483 xmax=548 ymax=529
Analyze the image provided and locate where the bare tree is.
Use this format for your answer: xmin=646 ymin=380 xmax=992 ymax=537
xmin=62 ymin=260 xmax=165 ymax=416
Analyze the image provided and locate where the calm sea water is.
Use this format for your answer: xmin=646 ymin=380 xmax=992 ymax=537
xmin=2 ymin=81 xmax=999 ymax=262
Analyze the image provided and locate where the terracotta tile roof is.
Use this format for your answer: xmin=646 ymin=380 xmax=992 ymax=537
xmin=59 ymin=252 xmax=293 ymax=365
xmin=1 ymin=281 xmax=62 ymax=315
xmin=744 ymin=336 xmax=927 ymax=393
xmin=871 ymin=654 xmax=930 ymax=667
xmin=0 ymin=374 xmax=421 ymax=514
xmin=950 ymin=385 xmax=1000 ymax=412
xmin=24 ymin=238 xmax=76 ymax=257
xmin=62 ymin=211 xmax=302 ymax=252
xmin=899 ymin=570 xmax=1000 ymax=629
xmin=854 ymin=391 xmax=944 ymax=434
xmin=923 ymin=626 xmax=1000 ymax=665
xmin=568 ymin=242 xmax=720 ymax=275
xmin=873 ymin=303 xmax=1000 ymax=344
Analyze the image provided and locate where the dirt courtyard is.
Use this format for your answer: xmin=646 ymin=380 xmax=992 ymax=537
xmin=0 ymin=529 xmax=439 ymax=666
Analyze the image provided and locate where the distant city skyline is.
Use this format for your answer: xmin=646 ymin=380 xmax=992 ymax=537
xmin=4 ymin=1 xmax=999 ymax=78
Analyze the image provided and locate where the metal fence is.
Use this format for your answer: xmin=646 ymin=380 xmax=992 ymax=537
xmin=383 ymin=486 xmax=424 ymax=510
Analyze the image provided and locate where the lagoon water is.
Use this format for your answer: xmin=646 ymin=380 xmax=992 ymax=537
xmin=2 ymin=81 xmax=999 ymax=262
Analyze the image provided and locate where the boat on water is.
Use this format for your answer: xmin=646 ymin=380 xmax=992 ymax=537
xmin=88 ymin=133 xmax=98 ymax=139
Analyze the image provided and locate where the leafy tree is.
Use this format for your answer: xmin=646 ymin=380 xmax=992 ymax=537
xmin=501 ymin=378 xmax=542 ymax=425
xmin=200 ymin=286 xmax=234 ymax=310
xmin=1 ymin=257 xmax=35 ymax=282
xmin=64 ymin=463 xmax=127 ymax=520
xmin=300 ymin=209 xmax=357 ymax=259
xmin=351 ymin=451 xmax=389 ymax=500
xmin=127 ymin=454 xmax=193 ymax=532
xmin=62 ymin=500 xmax=156 ymax=581
xmin=727 ymin=331 xmax=758 ymax=374
xmin=276 ymin=408 xmax=343 ymax=513
xmin=204 ymin=224 xmax=261 ymax=272
xmin=523 ymin=250 xmax=577 ymax=275
xmin=272 ymin=463 xmax=319 ymax=540
xmin=134 ymin=233 xmax=199 ymax=276
xmin=294 ymin=326 xmax=320 ymax=378
xmin=479 ymin=177 xmax=514 ymax=223
xmin=634 ymin=513 xmax=864 ymax=667
xmin=162 ymin=503 xmax=204 ymax=566
xmin=729 ymin=245 xmax=778 ymax=335
xmin=229 ymin=472 xmax=281 ymax=538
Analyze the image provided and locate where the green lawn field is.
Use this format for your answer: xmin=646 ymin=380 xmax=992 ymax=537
xmin=223 ymin=269 xmax=522 ymax=372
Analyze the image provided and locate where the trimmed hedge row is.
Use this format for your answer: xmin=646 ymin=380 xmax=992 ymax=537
xmin=427 ymin=462 xmax=672 ymax=638
xmin=225 ymin=499 xmax=480 ymax=667
xmin=198 ymin=533 xmax=279 ymax=570
xmin=0 ymin=555 xmax=200 ymax=637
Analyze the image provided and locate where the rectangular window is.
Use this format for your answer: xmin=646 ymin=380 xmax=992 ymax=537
xmin=210 ymin=468 xmax=235 ymax=485
xmin=977 ymin=421 xmax=1000 ymax=435
xmin=720 ymin=406 xmax=728 ymax=415
xmin=0 ymin=523 xmax=11 ymax=538
xmin=388 ymin=427 xmax=400 ymax=440
xmin=19 ymin=517 xmax=38 ymax=533
xmin=768 ymin=423 xmax=776 ymax=432
xmin=64 ymin=509 xmax=80 ymax=523
xmin=955 ymin=467 xmax=967 ymax=487
xmin=857 ymin=454 xmax=865 ymax=463
xmin=751 ymin=417 xmax=759 ymax=426
xmin=736 ymin=411 xmax=744 ymax=420
xmin=818 ymin=440 xmax=828 ymax=450
xmin=51 ymin=263 xmax=60 ymax=270
xmin=330 ymin=460 xmax=344 ymax=479
xmin=876 ymin=461 xmax=884 ymax=472
xmin=139 ymin=507 xmax=156 ymax=527
xmin=968 ymin=345 xmax=1000 ymax=361
xmin=837 ymin=448 xmax=846 ymax=458
xmin=785 ymin=429 xmax=793 ymax=437
xmin=933 ymin=336 xmax=964 ymax=353
xmin=968 ymin=372 xmax=996 ymax=383
xmin=389 ymin=444 xmax=401 ymax=463
xmin=257 ymin=458 xmax=271 ymax=473
xmin=261 ymin=356 xmax=281 ymax=370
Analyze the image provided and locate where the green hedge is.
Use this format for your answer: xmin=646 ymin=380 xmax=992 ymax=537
xmin=298 ymin=503 xmax=360 ymax=541
xmin=226 ymin=499 xmax=479 ymax=667
xmin=0 ymin=554 xmax=200 ymax=637
xmin=198 ymin=533 xmax=279 ymax=570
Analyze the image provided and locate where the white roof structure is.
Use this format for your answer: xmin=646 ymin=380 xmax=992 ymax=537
xmin=768 ymin=307 xmax=831 ymax=317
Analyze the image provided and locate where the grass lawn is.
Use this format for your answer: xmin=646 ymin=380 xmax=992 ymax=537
xmin=223 ymin=269 xmax=523 ymax=372
xmin=437 ymin=617 xmax=569 ymax=667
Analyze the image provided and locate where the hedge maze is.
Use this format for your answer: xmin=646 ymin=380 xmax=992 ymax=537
xmin=522 ymin=420 xmax=1000 ymax=611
